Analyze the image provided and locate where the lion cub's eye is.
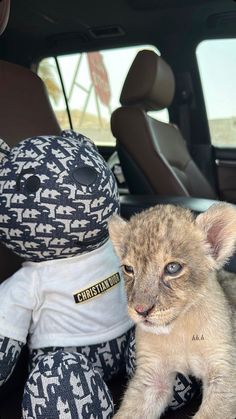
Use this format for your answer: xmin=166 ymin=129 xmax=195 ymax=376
xmin=164 ymin=262 xmax=182 ymax=276
xmin=122 ymin=265 xmax=134 ymax=275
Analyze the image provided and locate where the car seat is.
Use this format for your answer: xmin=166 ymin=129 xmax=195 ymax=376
xmin=0 ymin=59 xmax=61 ymax=145
xmin=111 ymin=49 xmax=217 ymax=199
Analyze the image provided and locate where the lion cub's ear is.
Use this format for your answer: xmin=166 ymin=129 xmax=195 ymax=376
xmin=108 ymin=214 xmax=128 ymax=258
xmin=196 ymin=203 xmax=236 ymax=269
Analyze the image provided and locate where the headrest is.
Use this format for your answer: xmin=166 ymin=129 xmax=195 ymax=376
xmin=0 ymin=60 xmax=61 ymax=146
xmin=0 ymin=0 xmax=10 ymax=36
xmin=120 ymin=49 xmax=175 ymax=111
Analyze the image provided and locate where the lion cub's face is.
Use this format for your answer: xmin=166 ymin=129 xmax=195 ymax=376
xmin=109 ymin=203 xmax=236 ymax=334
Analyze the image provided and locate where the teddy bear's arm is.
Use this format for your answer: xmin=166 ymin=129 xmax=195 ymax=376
xmin=0 ymin=335 xmax=24 ymax=386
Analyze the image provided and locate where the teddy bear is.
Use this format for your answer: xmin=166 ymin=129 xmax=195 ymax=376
xmin=0 ymin=129 xmax=197 ymax=418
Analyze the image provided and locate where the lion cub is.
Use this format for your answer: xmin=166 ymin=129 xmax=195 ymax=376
xmin=109 ymin=203 xmax=236 ymax=419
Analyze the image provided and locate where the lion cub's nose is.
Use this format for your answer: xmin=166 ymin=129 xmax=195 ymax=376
xmin=135 ymin=304 xmax=154 ymax=317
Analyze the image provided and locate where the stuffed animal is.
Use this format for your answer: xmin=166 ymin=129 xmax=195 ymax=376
xmin=0 ymin=130 xmax=197 ymax=418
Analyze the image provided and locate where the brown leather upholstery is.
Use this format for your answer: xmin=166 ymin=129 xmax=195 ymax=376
xmin=0 ymin=60 xmax=61 ymax=146
xmin=111 ymin=49 xmax=217 ymax=199
xmin=120 ymin=51 xmax=175 ymax=111
xmin=0 ymin=0 xmax=10 ymax=36
xmin=0 ymin=0 xmax=60 ymax=146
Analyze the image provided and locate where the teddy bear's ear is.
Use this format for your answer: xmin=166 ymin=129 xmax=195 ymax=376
xmin=0 ymin=138 xmax=10 ymax=163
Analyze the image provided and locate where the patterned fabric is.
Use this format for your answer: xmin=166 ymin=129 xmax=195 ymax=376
xmin=29 ymin=328 xmax=134 ymax=381
xmin=22 ymin=351 xmax=114 ymax=419
xmin=171 ymin=373 xmax=199 ymax=410
xmin=23 ymin=330 xmax=135 ymax=418
xmin=0 ymin=130 xmax=119 ymax=261
xmin=123 ymin=327 xmax=136 ymax=379
xmin=0 ymin=335 xmax=24 ymax=385
xmin=23 ymin=328 xmax=198 ymax=418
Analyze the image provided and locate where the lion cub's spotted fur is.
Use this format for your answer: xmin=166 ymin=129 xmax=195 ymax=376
xmin=109 ymin=203 xmax=236 ymax=419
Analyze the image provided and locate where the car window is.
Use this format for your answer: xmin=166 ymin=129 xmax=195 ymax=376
xmin=38 ymin=46 xmax=169 ymax=147
xmin=196 ymin=39 xmax=236 ymax=148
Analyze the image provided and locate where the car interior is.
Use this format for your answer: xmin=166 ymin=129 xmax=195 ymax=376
xmin=111 ymin=49 xmax=217 ymax=198
xmin=0 ymin=0 xmax=236 ymax=417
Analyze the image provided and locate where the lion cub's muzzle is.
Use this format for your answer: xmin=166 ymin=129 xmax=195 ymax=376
xmin=134 ymin=304 xmax=155 ymax=317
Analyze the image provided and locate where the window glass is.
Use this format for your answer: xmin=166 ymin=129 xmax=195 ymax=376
xmin=196 ymin=39 xmax=236 ymax=148
xmin=38 ymin=58 xmax=70 ymax=128
xmin=38 ymin=46 xmax=169 ymax=146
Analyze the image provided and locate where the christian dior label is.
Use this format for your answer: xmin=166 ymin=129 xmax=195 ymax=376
xmin=73 ymin=272 xmax=121 ymax=304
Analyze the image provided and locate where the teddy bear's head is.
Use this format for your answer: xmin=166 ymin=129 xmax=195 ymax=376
xmin=0 ymin=130 xmax=119 ymax=261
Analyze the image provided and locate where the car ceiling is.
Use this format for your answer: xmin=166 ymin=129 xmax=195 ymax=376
xmin=1 ymin=0 xmax=236 ymax=64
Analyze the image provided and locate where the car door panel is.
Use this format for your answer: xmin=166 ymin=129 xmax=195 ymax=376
xmin=214 ymin=148 xmax=236 ymax=203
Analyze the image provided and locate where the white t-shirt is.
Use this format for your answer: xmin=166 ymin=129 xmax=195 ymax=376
xmin=0 ymin=240 xmax=133 ymax=349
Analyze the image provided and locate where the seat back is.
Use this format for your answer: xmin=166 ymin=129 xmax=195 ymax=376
xmin=0 ymin=60 xmax=61 ymax=146
xmin=111 ymin=49 xmax=216 ymax=199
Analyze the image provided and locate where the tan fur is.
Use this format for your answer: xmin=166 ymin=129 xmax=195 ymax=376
xmin=109 ymin=203 xmax=236 ymax=419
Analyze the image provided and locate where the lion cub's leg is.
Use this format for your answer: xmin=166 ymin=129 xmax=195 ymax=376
xmin=194 ymin=362 xmax=236 ymax=419
xmin=114 ymin=362 xmax=175 ymax=419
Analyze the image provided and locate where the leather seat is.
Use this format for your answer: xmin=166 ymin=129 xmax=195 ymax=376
xmin=111 ymin=49 xmax=217 ymax=199
xmin=0 ymin=60 xmax=61 ymax=146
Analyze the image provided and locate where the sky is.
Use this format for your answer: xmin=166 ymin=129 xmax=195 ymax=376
xmin=196 ymin=38 xmax=236 ymax=120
